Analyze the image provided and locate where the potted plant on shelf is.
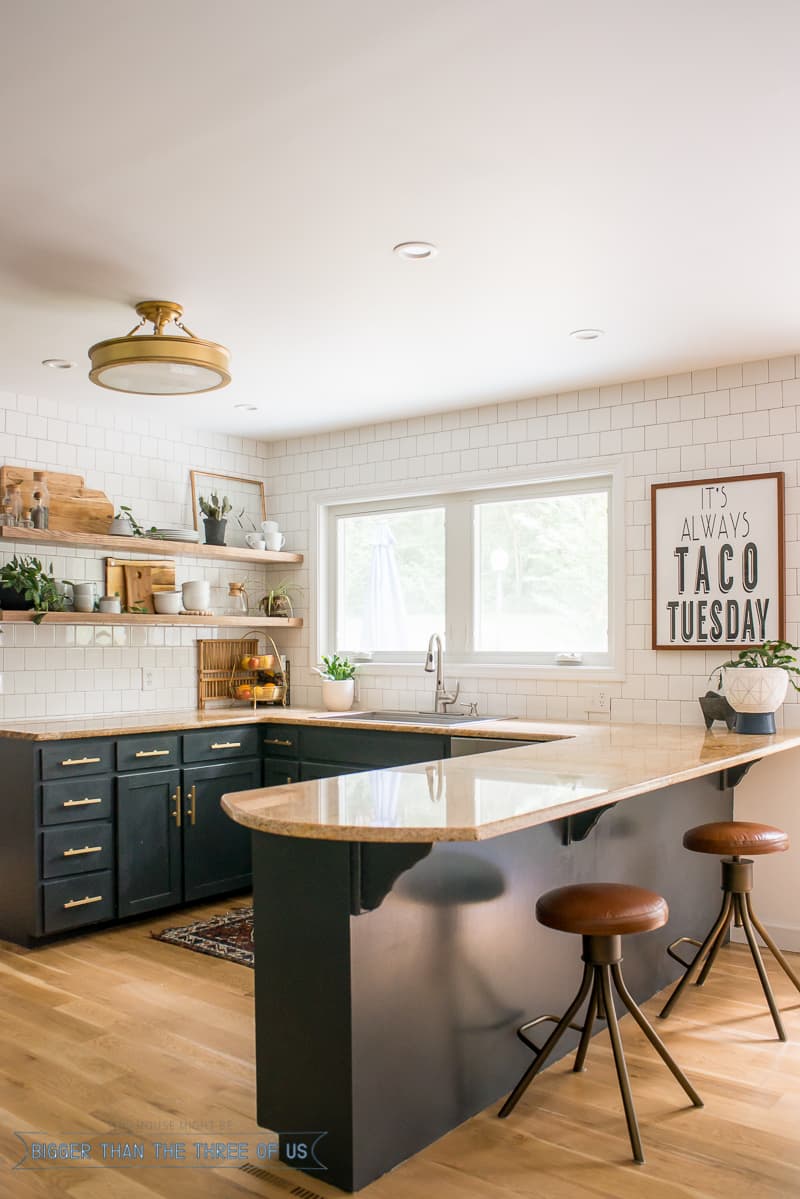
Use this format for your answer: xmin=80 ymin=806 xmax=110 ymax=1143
xmin=259 ymin=579 xmax=303 ymax=619
xmin=0 ymin=555 xmax=67 ymax=624
xmin=198 ymin=493 xmax=231 ymax=546
xmin=314 ymin=654 xmax=357 ymax=711
xmin=712 ymin=640 xmax=800 ymax=734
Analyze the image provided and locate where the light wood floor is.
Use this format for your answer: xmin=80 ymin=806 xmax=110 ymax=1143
xmin=1 ymin=904 xmax=799 ymax=1198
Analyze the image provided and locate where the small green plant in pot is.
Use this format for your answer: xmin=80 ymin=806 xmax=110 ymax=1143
xmin=0 ymin=555 xmax=67 ymax=624
xmin=711 ymin=640 xmax=800 ymax=734
xmin=314 ymin=654 xmax=357 ymax=712
xmin=198 ymin=493 xmax=231 ymax=546
xmin=259 ymin=579 xmax=303 ymax=619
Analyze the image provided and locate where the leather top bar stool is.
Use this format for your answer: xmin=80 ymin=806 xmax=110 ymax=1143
xmin=659 ymin=820 xmax=800 ymax=1040
xmin=499 ymin=882 xmax=703 ymax=1164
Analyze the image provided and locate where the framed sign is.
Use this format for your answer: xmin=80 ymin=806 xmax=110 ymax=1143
xmin=651 ymin=472 xmax=784 ymax=650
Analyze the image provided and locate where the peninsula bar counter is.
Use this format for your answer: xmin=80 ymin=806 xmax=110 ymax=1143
xmin=223 ymin=719 xmax=800 ymax=1191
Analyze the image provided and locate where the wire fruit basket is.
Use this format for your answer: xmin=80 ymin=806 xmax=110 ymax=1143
xmin=197 ymin=632 xmax=289 ymax=710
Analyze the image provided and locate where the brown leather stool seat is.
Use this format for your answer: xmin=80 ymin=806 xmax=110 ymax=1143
xmin=660 ymin=819 xmax=799 ymax=1041
xmin=683 ymin=821 xmax=789 ymax=856
xmin=500 ymin=880 xmax=702 ymax=1164
xmin=537 ymin=882 xmax=669 ymax=937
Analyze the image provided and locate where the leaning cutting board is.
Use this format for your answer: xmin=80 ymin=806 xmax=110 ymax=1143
xmin=106 ymin=559 xmax=176 ymax=610
xmin=0 ymin=466 xmax=113 ymax=533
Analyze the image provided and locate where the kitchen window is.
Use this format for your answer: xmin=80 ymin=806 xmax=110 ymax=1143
xmin=322 ymin=473 xmax=618 ymax=671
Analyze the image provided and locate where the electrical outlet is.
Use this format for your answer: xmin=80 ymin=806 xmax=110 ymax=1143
xmin=143 ymin=669 xmax=156 ymax=691
xmin=587 ymin=686 xmax=610 ymax=712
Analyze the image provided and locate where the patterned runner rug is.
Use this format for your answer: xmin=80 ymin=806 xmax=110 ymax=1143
xmin=152 ymin=906 xmax=254 ymax=967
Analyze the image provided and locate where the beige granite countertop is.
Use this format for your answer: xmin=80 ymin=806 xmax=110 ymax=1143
xmin=221 ymin=720 xmax=800 ymax=843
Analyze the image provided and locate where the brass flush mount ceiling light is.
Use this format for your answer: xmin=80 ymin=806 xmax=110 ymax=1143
xmin=88 ymin=300 xmax=231 ymax=395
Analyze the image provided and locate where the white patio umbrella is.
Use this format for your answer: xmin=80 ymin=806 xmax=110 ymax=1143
xmin=362 ymin=522 xmax=408 ymax=650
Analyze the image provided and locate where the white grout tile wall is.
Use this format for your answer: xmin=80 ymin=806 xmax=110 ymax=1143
xmin=0 ymin=390 xmax=312 ymax=719
xmin=263 ymin=354 xmax=800 ymax=727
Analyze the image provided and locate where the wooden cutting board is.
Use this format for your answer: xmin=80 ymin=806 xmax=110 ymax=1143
xmin=106 ymin=559 xmax=176 ymax=610
xmin=0 ymin=466 xmax=114 ymax=533
xmin=123 ymin=565 xmax=154 ymax=613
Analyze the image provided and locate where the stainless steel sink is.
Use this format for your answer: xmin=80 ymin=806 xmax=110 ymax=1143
xmin=332 ymin=710 xmax=516 ymax=725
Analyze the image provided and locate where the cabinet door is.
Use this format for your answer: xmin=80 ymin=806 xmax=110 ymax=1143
xmin=300 ymin=761 xmax=369 ymax=781
xmin=264 ymin=759 xmax=300 ymax=788
xmin=117 ymin=769 xmax=182 ymax=918
xmin=182 ymin=760 xmax=259 ymax=902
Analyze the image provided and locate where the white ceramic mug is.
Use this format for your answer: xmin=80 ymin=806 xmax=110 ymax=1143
xmin=245 ymin=533 xmax=267 ymax=551
xmin=261 ymin=520 xmax=280 ymax=536
xmin=265 ymin=532 xmax=285 ymax=551
xmin=73 ymin=582 xmax=96 ymax=612
xmin=182 ymin=580 xmax=211 ymax=610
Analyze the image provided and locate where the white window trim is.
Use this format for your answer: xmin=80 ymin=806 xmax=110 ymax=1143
xmin=310 ymin=457 xmax=626 ymax=680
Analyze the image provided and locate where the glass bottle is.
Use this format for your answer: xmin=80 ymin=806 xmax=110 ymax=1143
xmin=0 ymin=487 xmax=13 ymax=526
xmin=227 ymin=582 xmax=249 ymax=615
xmin=9 ymin=485 xmax=22 ymax=526
xmin=32 ymin=472 xmax=50 ymax=530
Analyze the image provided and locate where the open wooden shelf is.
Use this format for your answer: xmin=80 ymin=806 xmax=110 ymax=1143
xmin=0 ymin=526 xmax=303 ymax=565
xmin=0 ymin=611 xmax=303 ymax=629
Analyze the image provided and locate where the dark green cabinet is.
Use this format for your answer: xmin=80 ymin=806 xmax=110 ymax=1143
xmin=300 ymin=761 xmax=368 ymax=781
xmin=183 ymin=760 xmax=259 ymax=901
xmin=117 ymin=768 xmax=182 ymax=918
xmin=264 ymin=759 xmax=300 ymax=787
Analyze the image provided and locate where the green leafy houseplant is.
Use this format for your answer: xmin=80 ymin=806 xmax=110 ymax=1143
xmin=198 ymin=493 xmax=232 ymax=521
xmin=316 ymin=654 xmax=357 ymax=681
xmin=710 ymin=640 xmax=800 ymax=691
xmin=259 ymin=580 xmax=303 ymax=619
xmin=0 ymin=555 xmax=67 ymax=624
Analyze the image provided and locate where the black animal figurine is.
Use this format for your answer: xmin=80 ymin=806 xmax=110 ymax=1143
xmin=698 ymin=690 xmax=737 ymax=731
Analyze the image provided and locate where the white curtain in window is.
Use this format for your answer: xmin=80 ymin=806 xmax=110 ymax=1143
xmin=362 ymin=522 xmax=408 ymax=650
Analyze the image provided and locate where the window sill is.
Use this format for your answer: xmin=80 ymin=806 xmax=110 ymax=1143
xmin=349 ymin=661 xmax=625 ymax=683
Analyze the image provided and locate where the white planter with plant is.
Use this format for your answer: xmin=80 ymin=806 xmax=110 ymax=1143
xmin=714 ymin=640 xmax=800 ymax=734
xmin=315 ymin=654 xmax=357 ymax=711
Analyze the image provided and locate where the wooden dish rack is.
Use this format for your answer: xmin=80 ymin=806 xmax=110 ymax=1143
xmin=197 ymin=632 xmax=289 ymax=710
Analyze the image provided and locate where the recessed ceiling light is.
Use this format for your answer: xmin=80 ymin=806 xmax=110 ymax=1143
xmin=41 ymin=358 xmax=76 ymax=369
xmin=393 ymin=241 xmax=438 ymax=259
xmin=569 ymin=328 xmax=604 ymax=341
xmin=233 ymin=403 xmax=258 ymax=412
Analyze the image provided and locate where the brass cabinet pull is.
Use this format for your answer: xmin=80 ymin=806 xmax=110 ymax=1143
xmin=60 ymin=756 xmax=101 ymax=767
xmin=63 ymin=845 xmax=102 ymax=857
xmin=210 ymin=741 xmax=241 ymax=750
xmin=171 ymin=786 xmax=182 ymax=828
xmin=135 ymin=749 xmax=170 ymax=758
xmin=63 ymin=797 xmax=103 ymax=808
xmin=264 ymin=737 xmax=293 ymax=747
xmin=186 ymin=784 xmax=197 ymax=826
xmin=63 ymin=894 xmax=103 ymax=909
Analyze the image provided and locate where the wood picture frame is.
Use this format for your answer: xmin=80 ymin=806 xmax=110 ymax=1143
xmin=651 ymin=472 xmax=785 ymax=650
xmin=190 ymin=470 xmax=267 ymax=549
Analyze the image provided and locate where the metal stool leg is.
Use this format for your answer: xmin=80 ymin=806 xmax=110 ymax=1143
xmin=736 ymin=893 xmax=787 ymax=1041
xmin=659 ymin=892 xmax=732 ymax=1020
xmin=598 ymin=964 xmax=644 ymax=1164
xmin=611 ymin=964 xmax=704 ymax=1108
xmin=695 ymin=892 xmax=734 ymax=987
xmin=498 ymin=963 xmax=593 ymax=1117
xmin=572 ymin=977 xmax=599 ymax=1073
xmin=745 ymin=894 xmax=800 ymax=994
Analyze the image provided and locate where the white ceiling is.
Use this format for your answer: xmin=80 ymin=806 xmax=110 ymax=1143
xmin=2 ymin=1 xmax=800 ymax=437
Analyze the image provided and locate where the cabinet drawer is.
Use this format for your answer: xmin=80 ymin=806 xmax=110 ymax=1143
xmin=42 ymin=821 xmax=114 ymax=879
xmin=182 ymin=726 xmax=259 ymax=764
xmin=41 ymin=776 xmax=114 ymax=826
xmin=261 ymin=723 xmax=301 ymax=758
xmin=41 ymin=739 xmax=114 ymax=781
xmin=264 ymin=759 xmax=300 ymax=787
xmin=301 ymin=727 xmax=447 ymax=768
xmin=42 ymin=870 xmax=114 ymax=934
xmin=117 ymin=733 xmax=179 ymax=773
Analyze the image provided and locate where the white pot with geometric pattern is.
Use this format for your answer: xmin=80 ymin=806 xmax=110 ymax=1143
xmin=722 ymin=667 xmax=789 ymax=714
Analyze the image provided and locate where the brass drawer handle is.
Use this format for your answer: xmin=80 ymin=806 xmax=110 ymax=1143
xmin=135 ymin=749 xmax=170 ymax=758
xmin=60 ymin=756 xmax=101 ymax=767
xmin=210 ymin=741 xmax=241 ymax=750
xmin=264 ymin=737 xmax=293 ymax=747
xmin=171 ymin=786 xmax=182 ymax=828
xmin=63 ymin=894 xmax=103 ymax=910
xmin=63 ymin=797 xmax=103 ymax=808
xmin=186 ymin=784 xmax=197 ymax=826
xmin=63 ymin=845 xmax=102 ymax=857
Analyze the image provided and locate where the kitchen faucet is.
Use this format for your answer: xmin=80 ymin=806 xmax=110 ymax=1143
xmin=424 ymin=633 xmax=460 ymax=713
